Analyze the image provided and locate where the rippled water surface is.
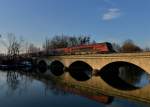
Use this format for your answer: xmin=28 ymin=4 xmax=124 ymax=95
xmin=0 ymin=70 xmax=149 ymax=107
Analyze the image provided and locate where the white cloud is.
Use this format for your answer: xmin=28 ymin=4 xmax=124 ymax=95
xmin=102 ymin=8 xmax=121 ymax=21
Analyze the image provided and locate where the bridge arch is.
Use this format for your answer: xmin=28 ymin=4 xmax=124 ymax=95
xmin=37 ymin=58 xmax=51 ymax=73
xmin=98 ymin=61 xmax=150 ymax=90
xmin=68 ymin=61 xmax=93 ymax=81
xmin=49 ymin=60 xmax=65 ymax=76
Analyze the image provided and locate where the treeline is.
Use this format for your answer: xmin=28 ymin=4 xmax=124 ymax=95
xmin=43 ymin=35 xmax=95 ymax=53
xmin=43 ymin=35 xmax=94 ymax=48
xmin=0 ymin=33 xmax=40 ymax=59
xmin=112 ymin=39 xmax=150 ymax=53
xmin=42 ymin=35 xmax=150 ymax=53
xmin=0 ymin=34 xmax=95 ymax=58
xmin=1 ymin=33 xmax=150 ymax=58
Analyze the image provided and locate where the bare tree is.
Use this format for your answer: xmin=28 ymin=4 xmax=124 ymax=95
xmin=51 ymin=35 xmax=69 ymax=48
xmin=144 ymin=47 xmax=150 ymax=52
xmin=78 ymin=35 xmax=90 ymax=45
xmin=24 ymin=42 xmax=29 ymax=54
xmin=1 ymin=33 xmax=24 ymax=60
xmin=68 ymin=36 xmax=78 ymax=47
xmin=120 ymin=39 xmax=142 ymax=53
xmin=112 ymin=42 xmax=121 ymax=52
xmin=28 ymin=43 xmax=40 ymax=54
xmin=43 ymin=37 xmax=52 ymax=54
xmin=42 ymin=34 xmax=92 ymax=52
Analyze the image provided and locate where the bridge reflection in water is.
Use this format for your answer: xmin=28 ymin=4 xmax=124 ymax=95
xmin=3 ymin=65 xmax=150 ymax=107
xmin=36 ymin=60 xmax=150 ymax=104
xmin=5 ymin=70 xmax=114 ymax=105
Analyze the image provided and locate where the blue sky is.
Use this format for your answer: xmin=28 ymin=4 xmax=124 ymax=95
xmin=0 ymin=0 xmax=150 ymax=52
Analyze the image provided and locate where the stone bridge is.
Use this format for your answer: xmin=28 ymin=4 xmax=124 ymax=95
xmin=36 ymin=52 xmax=150 ymax=103
xmin=37 ymin=52 xmax=150 ymax=74
xmin=37 ymin=52 xmax=150 ymax=88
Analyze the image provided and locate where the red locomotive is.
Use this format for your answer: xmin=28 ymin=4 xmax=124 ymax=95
xmin=48 ymin=42 xmax=115 ymax=55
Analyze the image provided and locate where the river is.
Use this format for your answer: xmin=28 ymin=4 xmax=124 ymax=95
xmin=0 ymin=70 xmax=149 ymax=107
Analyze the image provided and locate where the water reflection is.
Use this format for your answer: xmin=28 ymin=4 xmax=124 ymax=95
xmin=7 ymin=71 xmax=20 ymax=91
xmin=3 ymin=70 xmax=114 ymax=105
xmin=69 ymin=61 xmax=93 ymax=81
xmin=4 ymin=70 xmax=34 ymax=96
xmin=0 ymin=68 xmax=149 ymax=107
xmin=37 ymin=60 xmax=48 ymax=73
xmin=55 ymin=86 xmax=114 ymax=104
xmin=99 ymin=61 xmax=150 ymax=90
xmin=49 ymin=60 xmax=65 ymax=76
xmin=118 ymin=66 xmax=150 ymax=87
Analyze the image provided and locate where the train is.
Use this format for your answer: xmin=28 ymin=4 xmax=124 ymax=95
xmin=25 ymin=42 xmax=115 ymax=57
xmin=47 ymin=42 xmax=115 ymax=56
